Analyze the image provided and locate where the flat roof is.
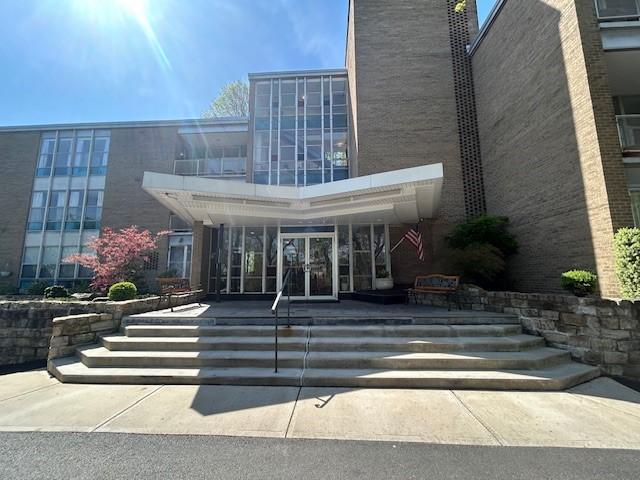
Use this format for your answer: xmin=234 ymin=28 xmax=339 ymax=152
xmin=0 ymin=117 xmax=249 ymax=133
xmin=248 ymin=68 xmax=347 ymax=80
xmin=142 ymin=164 xmax=443 ymax=227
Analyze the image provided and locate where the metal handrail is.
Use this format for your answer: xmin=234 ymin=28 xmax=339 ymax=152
xmin=271 ymin=268 xmax=292 ymax=373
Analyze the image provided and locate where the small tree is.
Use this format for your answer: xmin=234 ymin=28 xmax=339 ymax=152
xmin=64 ymin=226 xmax=168 ymax=292
xmin=202 ymin=80 xmax=249 ymax=118
xmin=446 ymin=215 xmax=518 ymax=288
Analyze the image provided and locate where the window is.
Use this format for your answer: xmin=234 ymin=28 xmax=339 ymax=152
xmin=59 ymin=247 xmax=78 ymax=278
xmin=65 ymin=190 xmax=84 ymax=230
xmin=37 ymin=136 xmax=56 ymax=177
xmin=90 ymin=136 xmax=109 ymax=175
xmin=252 ymin=74 xmax=349 ymax=186
xmin=73 ymin=135 xmax=91 ymax=176
xmin=39 ymin=246 xmax=59 ymax=278
xmin=27 ymin=191 xmax=47 ymax=231
xmin=168 ymin=234 xmax=192 ymax=279
xmin=21 ymin=247 xmax=40 ymax=278
xmin=84 ymin=190 xmax=103 ymax=230
xmin=54 ymin=137 xmax=73 ymax=176
xmin=46 ymin=191 xmax=65 ymax=230
xmin=78 ymin=247 xmax=94 ymax=278
xmin=243 ymin=229 xmax=264 ymax=292
xmin=352 ymin=225 xmax=372 ymax=290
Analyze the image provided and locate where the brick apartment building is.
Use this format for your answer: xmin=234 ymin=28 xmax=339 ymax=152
xmin=0 ymin=0 xmax=639 ymax=299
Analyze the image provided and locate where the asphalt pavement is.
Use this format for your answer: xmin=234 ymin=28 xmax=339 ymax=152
xmin=1 ymin=432 xmax=639 ymax=480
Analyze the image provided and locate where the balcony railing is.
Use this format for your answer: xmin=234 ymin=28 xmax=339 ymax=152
xmin=617 ymin=115 xmax=640 ymax=151
xmin=174 ymin=157 xmax=246 ymax=177
xmin=596 ymin=0 xmax=640 ymax=21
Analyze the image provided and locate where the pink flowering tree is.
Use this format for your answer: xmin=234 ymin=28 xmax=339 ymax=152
xmin=64 ymin=226 xmax=169 ymax=292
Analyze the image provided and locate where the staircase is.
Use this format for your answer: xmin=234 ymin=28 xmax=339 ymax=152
xmin=49 ymin=313 xmax=600 ymax=390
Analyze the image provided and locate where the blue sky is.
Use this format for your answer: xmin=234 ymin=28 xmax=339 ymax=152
xmin=0 ymin=0 xmax=496 ymax=126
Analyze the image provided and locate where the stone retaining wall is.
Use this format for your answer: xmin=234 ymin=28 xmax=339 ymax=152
xmin=0 ymin=290 xmax=203 ymax=366
xmin=48 ymin=313 xmax=119 ymax=360
xmin=414 ymin=286 xmax=640 ymax=379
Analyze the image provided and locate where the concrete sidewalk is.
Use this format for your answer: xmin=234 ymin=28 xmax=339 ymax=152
xmin=1 ymin=369 xmax=640 ymax=449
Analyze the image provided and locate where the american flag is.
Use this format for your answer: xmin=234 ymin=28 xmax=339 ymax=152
xmin=404 ymin=224 xmax=424 ymax=261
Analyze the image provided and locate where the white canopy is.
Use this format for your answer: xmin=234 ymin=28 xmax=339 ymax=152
xmin=142 ymin=164 xmax=443 ymax=227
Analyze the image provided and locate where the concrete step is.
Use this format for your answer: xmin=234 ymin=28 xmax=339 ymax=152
xmin=301 ymin=363 xmax=601 ymax=390
xmin=49 ymin=357 xmax=599 ymax=390
xmin=123 ymin=313 xmax=520 ymax=327
xmin=101 ymin=334 xmax=544 ymax=353
xmin=78 ymin=345 xmax=569 ymax=370
xmin=123 ymin=324 xmax=522 ymax=338
xmin=79 ymin=346 xmax=306 ymax=369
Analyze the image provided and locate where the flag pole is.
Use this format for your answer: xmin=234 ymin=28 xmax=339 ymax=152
xmin=390 ymin=236 xmax=405 ymax=254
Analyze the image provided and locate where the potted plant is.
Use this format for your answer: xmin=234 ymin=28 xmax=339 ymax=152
xmin=375 ymin=268 xmax=394 ymax=290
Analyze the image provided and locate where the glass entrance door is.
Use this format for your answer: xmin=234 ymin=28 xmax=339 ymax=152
xmin=282 ymin=238 xmax=306 ymax=297
xmin=280 ymin=233 xmax=336 ymax=299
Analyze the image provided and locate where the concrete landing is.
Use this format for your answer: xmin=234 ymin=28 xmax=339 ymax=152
xmin=1 ymin=371 xmax=640 ymax=449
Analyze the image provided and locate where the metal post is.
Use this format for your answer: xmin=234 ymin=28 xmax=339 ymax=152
xmin=215 ymin=223 xmax=224 ymax=303
xmin=274 ymin=309 xmax=279 ymax=373
xmin=287 ymin=275 xmax=291 ymax=327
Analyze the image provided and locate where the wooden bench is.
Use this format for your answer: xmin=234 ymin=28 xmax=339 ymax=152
xmin=157 ymin=277 xmax=191 ymax=312
xmin=407 ymin=275 xmax=460 ymax=310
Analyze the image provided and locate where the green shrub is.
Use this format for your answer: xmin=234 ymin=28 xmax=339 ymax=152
xmin=446 ymin=215 xmax=518 ymax=255
xmin=26 ymin=281 xmax=48 ymax=296
xmin=450 ymin=243 xmax=506 ymax=286
xmin=560 ymin=270 xmax=597 ymax=297
xmin=108 ymin=281 xmax=137 ymax=301
xmin=614 ymin=228 xmax=640 ymax=299
xmin=44 ymin=285 xmax=70 ymax=299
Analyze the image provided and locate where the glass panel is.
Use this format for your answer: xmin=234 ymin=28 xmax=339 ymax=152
xmin=90 ymin=137 xmax=110 ymax=175
xmin=309 ymin=237 xmax=333 ymax=296
xmin=46 ymin=190 xmax=65 ymax=230
xmin=338 ymin=225 xmax=350 ymax=292
xmin=352 ymin=225 xmax=372 ymax=290
xmin=65 ymin=190 xmax=84 ymax=230
xmin=23 ymin=246 xmax=40 ymax=265
xmin=37 ymin=138 xmax=56 ymax=177
xmin=596 ymin=0 xmax=640 ymax=18
xmin=83 ymin=191 xmax=103 ymax=230
xmin=265 ymin=227 xmax=278 ymax=292
xmin=168 ymin=246 xmax=186 ymax=277
xmin=208 ymin=227 xmax=229 ymax=293
xmin=243 ymin=228 xmax=264 ymax=293
xmin=229 ymin=227 xmax=242 ymax=293
xmin=54 ymin=138 xmax=72 ymax=176
xmin=78 ymin=247 xmax=94 ymax=278
xmin=28 ymin=191 xmax=47 ymax=230
xmin=73 ymin=137 xmax=91 ymax=176
xmin=39 ymin=246 xmax=59 ymax=278
xmin=282 ymin=237 xmax=306 ymax=296
xmin=373 ymin=225 xmax=387 ymax=277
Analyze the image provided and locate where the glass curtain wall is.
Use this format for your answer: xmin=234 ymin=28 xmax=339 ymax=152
xmin=20 ymin=130 xmax=111 ymax=291
xmin=207 ymin=224 xmax=390 ymax=294
xmin=253 ymin=74 xmax=349 ymax=186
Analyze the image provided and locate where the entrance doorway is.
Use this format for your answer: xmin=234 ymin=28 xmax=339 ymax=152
xmin=278 ymin=233 xmax=337 ymax=300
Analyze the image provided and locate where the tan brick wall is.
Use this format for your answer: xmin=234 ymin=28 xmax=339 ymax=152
xmin=0 ymin=131 xmax=40 ymax=289
xmin=472 ymin=0 xmax=632 ymax=296
xmin=102 ymin=126 xmax=179 ymax=274
xmin=347 ymin=0 xmax=468 ymax=282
